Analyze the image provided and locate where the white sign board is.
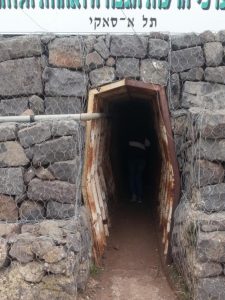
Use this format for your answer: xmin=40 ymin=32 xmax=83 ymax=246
xmin=0 ymin=0 xmax=224 ymax=33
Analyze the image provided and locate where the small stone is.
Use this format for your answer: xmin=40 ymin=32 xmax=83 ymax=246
xmin=168 ymin=73 xmax=180 ymax=110
xmin=31 ymin=236 xmax=55 ymax=258
xmin=205 ymin=66 xmax=225 ymax=84
xmin=89 ymin=67 xmax=116 ymax=87
xmin=0 ymin=238 xmax=8 ymax=269
xmin=48 ymin=160 xmax=78 ymax=184
xmin=43 ymin=246 xmax=67 ymax=263
xmin=35 ymin=167 xmax=55 ymax=180
xmin=148 ymin=39 xmax=169 ymax=58
xmin=29 ymin=95 xmax=44 ymax=114
xmin=0 ymin=223 xmax=20 ymax=237
xmin=0 ymin=97 xmax=28 ymax=116
xmin=46 ymin=201 xmax=75 ymax=219
xmin=18 ymin=261 xmax=45 ymax=283
xmin=0 ymin=141 xmax=29 ymax=167
xmin=199 ymin=30 xmax=215 ymax=43
xmin=180 ymin=67 xmax=204 ymax=81
xmin=0 ymin=195 xmax=18 ymax=222
xmin=0 ymin=123 xmax=16 ymax=142
xmin=24 ymin=167 xmax=36 ymax=184
xmin=196 ymin=278 xmax=225 ymax=300
xmin=85 ymin=51 xmax=104 ymax=70
xmin=140 ymin=59 xmax=169 ymax=86
xmin=9 ymin=233 xmax=35 ymax=263
xmin=194 ymin=261 xmax=222 ymax=278
xmin=45 ymin=97 xmax=83 ymax=114
xmin=106 ymin=57 xmax=115 ymax=67
xmin=44 ymin=252 xmax=77 ymax=276
xmin=194 ymin=160 xmax=224 ymax=187
xmin=0 ymin=168 xmax=25 ymax=195
xmin=94 ymin=40 xmax=110 ymax=59
xmin=116 ymin=58 xmax=139 ymax=78
xmin=215 ymin=30 xmax=225 ymax=42
xmin=51 ymin=120 xmax=79 ymax=137
xmin=204 ymin=42 xmax=223 ymax=66
xmin=171 ymin=33 xmax=202 ymax=50
xmin=19 ymin=201 xmax=45 ymax=221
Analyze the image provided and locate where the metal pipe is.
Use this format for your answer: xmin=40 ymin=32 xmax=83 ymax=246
xmin=0 ymin=113 xmax=106 ymax=123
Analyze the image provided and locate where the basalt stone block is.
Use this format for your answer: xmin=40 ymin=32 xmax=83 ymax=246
xmin=116 ymin=58 xmax=140 ymax=78
xmin=205 ymin=66 xmax=225 ymax=84
xmin=199 ymin=30 xmax=216 ymax=43
xmin=196 ymin=278 xmax=225 ymax=300
xmin=193 ymin=160 xmax=224 ymax=187
xmin=0 ymin=168 xmax=25 ymax=195
xmin=49 ymin=37 xmax=84 ymax=69
xmin=27 ymin=178 xmax=76 ymax=204
xmin=171 ymin=33 xmax=202 ymax=50
xmin=168 ymin=73 xmax=180 ymax=110
xmin=17 ymin=261 xmax=45 ymax=283
xmin=110 ymin=35 xmax=148 ymax=58
xmin=85 ymin=51 xmax=104 ymax=70
xmin=94 ymin=40 xmax=110 ymax=59
xmin=0 ymin=195 xmax=18 ymax=222
xmin=204 ymin=42 xmax=223 ymax=66
xmin=9 ymin=233 xmax=35 ymax=263
xmin=83 ymin=36 xmax=96 ymax=53
xmin=0 ymin=141 xmax=29 ymax=167
xmin=180 ymin=67 xmax=204 ymax=81
xmin=51 ymin=120 xmax=79 ymax=137
xmin=0 ymin=36 xmax=42 ymax=63
xmin=195 ymin=139 xmax=225 ymax=161
xmin=0 ymin=123 xmax=16 ymax=142
xmin=48 ymin=159 xmax=78 ymax=184
xmin=18 ymin=123 xmax=52 ymax=148
xmin=29 ymin=95 xmax=44 ymax=115
xmin=89 ymin=67 xmax=116 ymax=86
xmin=47 ymin=201 xmax=75 ymax=219
xmin=32 ymin=136 xmax=77 ymax=166
xmin=0 ymin=98 xmax=28 ymax=116
xmin=197 ymin=231 xmax=225 ymax=262
xmin=171 ymin=47 xmax=205 ymax=73
xmin=43 ymin=67 xmax=87 ymax=97
xmin=19 ymin=201 xmax=45 ymax=221
xmin=197 ymin=211 xmax=225 ymax=232
xmin=192 ymin=183 xmax=225 ymax=212
xmin=215 ymin=30 xmax=225 ymax=42
xmin=140 ymin=59 xmax=169 ymax=86
xmin=148 ymin=38 xmax=169 ymax=58
xmin=0 ymin=57 xmax=43 ymax=97
xmin=35 ymin=167 xmax=55 ymax=180
xmin=45 ymin=97 xmax=83 ymax=114
xmin=194 ymin=261 xmax=222 ymax=278
xmin=181 ymin=81 xmax=225 ymax=109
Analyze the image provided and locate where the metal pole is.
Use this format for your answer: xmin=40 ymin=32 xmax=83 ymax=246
xmin=0 ymin=113 xmax=106 ymax=123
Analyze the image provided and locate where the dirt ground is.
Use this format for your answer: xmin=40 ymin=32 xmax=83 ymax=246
xmin=78 ymin=202 xmax=177 ymax=300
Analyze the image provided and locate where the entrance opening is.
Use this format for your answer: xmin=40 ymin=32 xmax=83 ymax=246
xmin=82 ymin=79 xmax=180 ymax=265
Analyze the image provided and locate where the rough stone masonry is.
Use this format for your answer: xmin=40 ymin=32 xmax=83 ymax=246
xmin=0 ymin=31 xmax=225 ymax=299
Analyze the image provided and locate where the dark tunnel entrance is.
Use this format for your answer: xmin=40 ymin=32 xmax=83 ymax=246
xmin=82 ymin=79 xmax=180 ymax=265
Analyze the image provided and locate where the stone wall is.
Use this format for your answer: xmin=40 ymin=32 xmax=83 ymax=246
xmin=1 ymin=32 xmax=225 ymax=299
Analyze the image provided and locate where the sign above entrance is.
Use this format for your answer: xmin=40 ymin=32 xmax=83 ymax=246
xmin=0 ymin=0 xmax=224 ymax=33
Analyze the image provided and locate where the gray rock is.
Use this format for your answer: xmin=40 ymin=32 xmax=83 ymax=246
xmin=18 ymin=261 xmax=45 ymax=283
xmin=0 ymin=123 xmax=16 ymax=142
xmin=29 ymin=95 xmax=44 ymax=114
xmin=0 ymin=223 xmax=20 ymax=237
xmin=83 ymin=36 xmax=96 ymax=53
xmin=51 ymin=120 xmax=79 ymax=137
xmin=204 ymin=42 xmax=223 ymax=66
xmin=35 ymin=167 xmax=55 ymax=180
xmin=42 ymin=245 xmax=67 ymax=263
xmin=195 ymin=139 xmax=225 ymax=161
xmin=0 ymin=141 xmax=29 ymax=167
xmin=89 ymin=67 xmax=116 ymax=86
xmin=24 ymin=147 xmax=34 ymax=160
xmin=31 ymin=236 xmax=55 ymax=258
xmin=215 ymin=30 xmax=225 ymax=42
xmin=41 ymin=34 xmax=55 ymax=44
xmin=47 ymin=201 xmax=75 ymax=219
xmin=148 ymin=39 xmax=169 ymax=58
xmin=171 ymin=115 xmax=187 ymax=135
xmin=149 ymin=32 xmax=169 ymax=41
xmin=197 ymin=211 xmax=225 ymax=232
xmin=43 ymin=67 xmax=87 ymax=97
xmin=205 ymin=66 xmax=225 ymax=84
xmin=196 ymin=278 xmax=225 ymax=300
xmin=171 ymin=47 xmax=205 ymax=73
xmin=180 ymin=67 xmax=204 ymax=81
xmin=24 ymin=167 xmax=36 ymax=184
xmin=19 ymin=201 xmax=45 ymax=221
xmin=32 ymin=136 xmax=77 ymax=166
xmin=0 ymin=238 xmax=8 ymax=268
xmin=197 ymin=231 xmax=225 ymax=262
xmin=194 ymin=160 xmax=224 ymax=187
xmin=9 ymin=233 xmax=35 ymax=263
xmin=192 ymin=183 xmax=225 ymax=212
xmin=106 ymin=57 xmax=115 ymax=67
xmin=45 ymin=96 xmax=83 ymax=114
xmin=199 ymin=30 xmax=216 ymax=43
xmin=181 ymin=81 xmax=225 ymax=109
xmin=94 ymin=40 xmax=110 ymax=59
xmin=0 ymin=36 xmax=42 ymax=63
xmin=0 ymin=97 xmax=29 ymax=116
xmin=140 ymin=59 xmax=169 ymax=86
xmin=0 ymin=194 xmax=18 ymax=222
xmin=48 ymin=160 xmax=78 ymax=184
xmin=15 ymin=193 xmax=27 ymax=204
xmin=85 ymin=51 xmax=104 ymax=70
xmin=171 ymin=33 xmax=202 ymax=50
xmin=194 ymin=261 xmax=222 ymax=278
xmin=116 ymin=58 xmax=139 ymax=78
xmin=110 ymin=35 xmax=148 ymax=58
xmin=168 ymin=73 xmax=180 ymax=109
xmin=27 ymin=178 xmax=76 ymax=204
xmin=44 ymin=252 xmax=77 ymax=276
xmin=48 ymin=37 xmax=84 ymax=69
xmin=18 ymin=123 xmax=52 ymax=148
xmin=0 ymin=57 xmax=43 ymax=97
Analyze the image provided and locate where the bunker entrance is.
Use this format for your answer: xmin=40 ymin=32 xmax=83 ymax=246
xmin=82 ymin=79 xmax=180 ymax=264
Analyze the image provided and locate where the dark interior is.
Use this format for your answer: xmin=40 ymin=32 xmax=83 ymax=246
xmin=107 ymin=97 xmax=162 ymax=210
